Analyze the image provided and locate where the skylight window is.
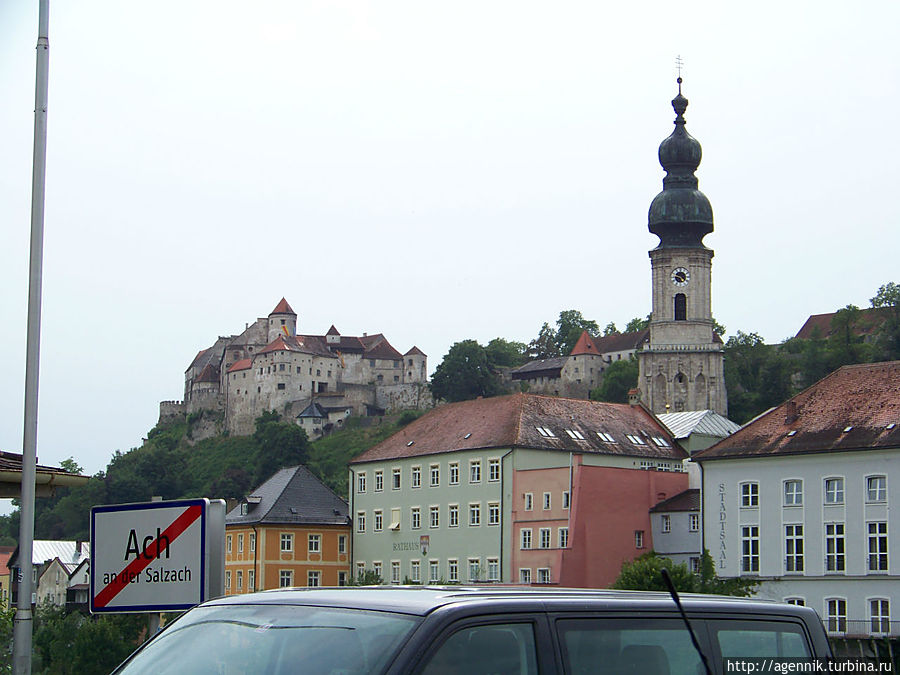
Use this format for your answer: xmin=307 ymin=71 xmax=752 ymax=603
xmin=565 ymin=429 xmax=585 ymax=440
xmin=464 ymin=433 xmax=472 ymax=439
xmin=597 ymin=432 xmax=616 ymax=443
xmin=407 ymin=441 xmax=415 ymax=447
xmin=626 ymin=434 xmax=646 ymax=445
xmin=843 ymin=426 xmax=853 ymax=433
xmin=535 ymin=427 xmax=556 ymax=438
xmin=787 ymin=430 xmax=797 ymax=437
xmin=651 ymin=437 xmax=670 ymax=447
xmin=886 ymin=423 xmax=896 ymax=430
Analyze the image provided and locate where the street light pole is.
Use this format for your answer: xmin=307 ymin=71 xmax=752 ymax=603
xmin=14 ymin=0 xmax=50 ymax=672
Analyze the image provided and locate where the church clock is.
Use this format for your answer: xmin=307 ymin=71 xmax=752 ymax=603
xmin=670 ymin=267 xmax=690 ymax=286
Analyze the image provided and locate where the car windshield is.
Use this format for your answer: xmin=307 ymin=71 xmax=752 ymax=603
xmin=114 ymin=603 xmax=420 ymax=675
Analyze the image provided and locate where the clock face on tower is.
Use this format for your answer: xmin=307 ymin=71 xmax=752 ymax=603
xmin=671 ymin=267 xmax=690 ymax=286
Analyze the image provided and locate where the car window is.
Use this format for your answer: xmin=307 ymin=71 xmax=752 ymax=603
xmin=557 ymin=618 xmax=703 ymax=675
xmin=712 ymin=620 xmax=810 ymax=658
xmin=419 ymin=622 xmax=538 ymax=675
xmin=113 ymin=604 xmax=419 ymax=675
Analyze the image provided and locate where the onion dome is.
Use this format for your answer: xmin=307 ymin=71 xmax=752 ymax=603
xmin=648 ymin=78 xmax=714 ymax=248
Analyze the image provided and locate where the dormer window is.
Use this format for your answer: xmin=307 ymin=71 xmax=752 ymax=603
xmin=240 ymin=503 xmax=249 ymax=516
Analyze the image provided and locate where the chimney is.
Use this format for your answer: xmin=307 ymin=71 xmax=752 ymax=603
xmin=628 ymin=388 xmax=641 ymax=406
xmin=785 ymin=400 xmax=799 ymax=425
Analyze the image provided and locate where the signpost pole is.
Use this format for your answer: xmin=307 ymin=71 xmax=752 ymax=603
xmin=148 ymin=497 xmax=162 ymax=637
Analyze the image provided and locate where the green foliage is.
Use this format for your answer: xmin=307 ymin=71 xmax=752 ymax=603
xmin=484 ymin=338 xmax=528 ymax=368
xmin=252 ymin=411 xmax=310 ymax=486
xmin=554 ymin=310 xmax=600 ymax=356
xmin=612 ymin=551 xmax=758 ymax=597
xmin=590 ymin=357 xmax=639 ymax=404
xmin=397 ymin=410 xmax=422 ymax=426
xmin=348 ymin=569 xmax=383 ymax=586
xmin=429 ymin=340 xmax=502 ymax=403
xmin=870 ymin=281 xmax=900 ymax=360
xmin=603 ymin=322 xmax=619 ymax=336
xmin=625 ymin=316 xmax=650 ymax=333
xmin=32 ymin=603 xmax=145 ymax=675
xmin=0 ymin=605 xmax=12 ymax=673
xmin=527 ymin=322 xmax=558 ymax=359
xmin=723 ymin=331 xmax=792 ymax=424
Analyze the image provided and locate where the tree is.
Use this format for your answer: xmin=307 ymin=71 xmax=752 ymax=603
xmin=484 ymin=338 xmax=528 ymax=368
xmin=527 ymin=322 xmax=558 ymax=360
xmin=612 ymin=551 xmax=758 ymax=597
xmin=625 ymin=316 xmax=650 ymax=333
xmin=348 ymin=569 xmax=383 ymax=586
xmin=603 ymin=322 xmax=619 ymax=336
xmin=590 ymin=357 xmax=638 ymax=404
xmin=870 ymin=281 xmax=900 ymax=360
xmin=252 ymin=411 xmax=311 ymax=486
xmin=429 ymin=340 xmax=502 ymax=403
xmin=555 ymin=310 xmax=600 ymax=356
xmin=723 ymin=331 xmax=791 ymax=424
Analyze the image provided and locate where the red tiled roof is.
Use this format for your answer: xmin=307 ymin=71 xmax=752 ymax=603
xmin=227 ymin=358 xmax=252 ymax=373
xmin=794 ymin=307 xmax=889 ymax=340
xmin=188 ymin=348 xmax=209 ymax=370
xmin=594 ymin=329 xmax=650 ymax=354
xmin=695 ymin=361 xmax=900 ymax=461
xmin=404 ymin=346 xmax=426 ymax=357
xmin=270 ymin=298 xmax=296 ymax=316
xmin=364 ymin=338 xmax=402 ymax=360
xmin=569 ymin=330 xmax=602 ymax=356
xmin=351 ymin=393 xmax=686 ymax=464
xmin=196 ymin=363 xmax=219 ymax=383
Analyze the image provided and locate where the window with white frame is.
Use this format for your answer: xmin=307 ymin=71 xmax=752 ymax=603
xmin=238 ymin=534 xmax=244 ymax=553
xmin=690 ymin=557 xmax=700 ymax=573
xmin=521 ymin=528 xmax=533 ymax=550
xmin=470 ymin=459 xmax=481 ymax=483
xmin=448 ymin=559 xmax=458 ymax=583
xmin=824 ymin=477 xmax=844 ymax=504
xmin=785 ymin=597 xmax=805 ymax=606
xmin=411 ymin=466 xmax=421 ymax=488
xmin=487 ymin=557 xmax=499 ymax=582
xmin=392 ymin=468 xmax=401 ymax=490
xmin=236 ymin=570 xmax=243 ymax=590
xmin=826 ymin=598 xmax=847 ymax=634
xmin=559 ymin=527 xmax=569 ymax=548
xmin=411 ymin=507 xmax=421 ymax=530
xmin=741 ymin=525 xmax=759 ymax=573
xmin=357 ymin=511 xmax=366 ymax=533
xmin=535 ymin=427 xmax=555 ymax=437
xmin=785 ymin=524 xmax=804 ymax=572
xmin=661 ymin=515 xmax=671 ymax=533
xmin=391 ymin=561 xmax=400 ymax=584
xmin=467 ymin=558 xmax=480 ymax=582
xmin=537 ymin=568 xmax=551 ymax=584
xmin=689 ymin=513 xmax=700 ymax=532
xmin=410 ymin=560 xmax=420 ymax=583
xmin=565 ymin=429 xmax=585 ymax=440
xmin=308 ymin=534 xmax=321 ymax=553
xmin=449 ymin=462 xmax=459 ymax=485
xmin=825 ymin=523 xmax=845 ymax=572
xmin=429 ymin=505 xmax=440 ymax=528
xmin=225 ymin=570 xmax=231 ymax=589
xmin=519 ymin=568 xmax=532 ymax=584
xmin=374 ymin=510 xmax=383 ymax=532
xmin=429 ymin=560 xmax=440 ymax=583
xmin=784 ymin=479 xmax=803 ymax=506
xmin=248 ymin=569 xmax=254 ymax=591
xmin=356 ymin=562 xmax=365 ymax=578
xmin=488 ymin=502 xmax=500 ymax=526
xmin=279 ymin=570 xmax=293 ymax=588
xmin=469 ymin=503 xmax=481 ymax=526
xmin=338 ymin=535 xmax=346 ymax=554
xmin=357 ymin=472 xmax=367 ymax=494
xmin=563 ymin=491 xmax=570 ymax=509
xmin=539 ymin=528 xmax=551 ymax=549
xmin=867 ymin=522 xmax=888 ymax=571
xmin=227 ymin=535 xmax=232 ymax=553
xmin=488 ymin=458 xmax=500 ymax=482
xmin=338 ymin=571 xmax=348 ymax=586
xmin=867 ymin=476 xmax=887 ymax=503
xmin=597 ymin=431 xmax=616 ymax=443
xmin=740 ymin=482 xmax=759 ymax=507
xmin=634 ymin=530 xmax=644 ymax=549
xmin=430 ymin=464 xmax=440 ymax=487
xmin=374 ymin=470 xmax=383 ymax=492
xmin=448 ymin=504 xmax=459 ymax=527
xmin=543 ymin=492 xmax=551 ymax=510
xmin=869 ymin=599 xmax=890 ymax=635
xmin=307 ymin=570 xmax=320 ymax=587
xmin=524 ymin=493 xmax=533 ymax=511
xmin=280 ymin=533 xmax=294 ymax=552
xmin=249 ymin=533 xmax=256 ymax=552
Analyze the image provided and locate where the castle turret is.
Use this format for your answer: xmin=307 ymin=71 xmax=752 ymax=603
xmin=267 ymin=298 xmax=297 ymax=343
xmin=403 ymin=346 xmax=427 ymax=383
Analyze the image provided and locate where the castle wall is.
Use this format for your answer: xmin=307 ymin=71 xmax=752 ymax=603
xmin=158 ymin=400 xmax=185 ymax=426
xmin=375 ymin=383 xmax=433 ymax=412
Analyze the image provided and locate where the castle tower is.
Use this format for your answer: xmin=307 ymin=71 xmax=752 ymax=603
xmin=637 ymin=78 xmax=727 ymax=415
xmin=267 ymin=298 xmax=297 ymax=343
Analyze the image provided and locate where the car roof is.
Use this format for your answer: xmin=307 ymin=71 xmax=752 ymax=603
xmin=200 ymin=586 xmax=799 ymax=619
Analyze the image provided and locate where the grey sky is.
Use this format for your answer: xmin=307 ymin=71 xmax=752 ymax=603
xmin=2 ymin=1 xmax=898 ymax=493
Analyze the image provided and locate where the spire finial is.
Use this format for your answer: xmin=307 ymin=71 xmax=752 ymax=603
xmin=675 ymin=55 xmax=683 ymax=93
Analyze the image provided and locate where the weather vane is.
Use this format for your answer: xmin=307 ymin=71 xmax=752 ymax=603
xmin=675 ymin=55 xmax=684 ymax=92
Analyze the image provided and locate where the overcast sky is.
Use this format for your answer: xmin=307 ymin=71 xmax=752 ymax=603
xmin=2 ymin=1 xmax=898 ymax=499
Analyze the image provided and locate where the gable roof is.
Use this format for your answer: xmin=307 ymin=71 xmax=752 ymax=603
xmin=509 ymin=356 xmax=567 ymax=379
xmin=695 ymin=361 xmax=900 ymax=461
xmin=297 ymin=402 xmax=328 ymax=419
xmin=227 ymin=358 xmax=252 ymax=373
xmin=364 ymin=337 xmax=403 ymax=360
xmin=195 ymin=363 xmax=219 ymax=383
xmin=259 ymin=335 xmax=336 ymax=358
xmin=794 ymin=307 xmax=890 ymax=340
xmin=10 ymin=540 xmax=89 ymax=569
xmin=326 ymin=325 xmax=340 ymax=336
xmin=270 ymin=298 xmax=296 ymax=316
xmin=569 ymin=331 xmax=602 ymax=356
xmin=656 ymin=410 xmax=741 ymax=440
xmin=649 ymin=488 xmax=700 ymax=513
xmin=225 ymin=465 xmax=348 ymax=526
xmin=404 ymin=346 xmax=426 ymax=357
xmin=351 ymin=393 xmax=685 ymax=464
xmin=594 ymin=329 xmax=650 ymax=354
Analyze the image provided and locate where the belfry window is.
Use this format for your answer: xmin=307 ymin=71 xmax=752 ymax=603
xmin=674 ymin=293 xmax=686 ymax=321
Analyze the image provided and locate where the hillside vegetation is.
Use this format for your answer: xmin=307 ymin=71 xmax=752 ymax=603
xmin=0 ymin=410 xmax=422 ymax=545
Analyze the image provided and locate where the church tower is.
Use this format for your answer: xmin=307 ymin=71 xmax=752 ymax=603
xmin=637 ymin=78 xmax=727 ymax=415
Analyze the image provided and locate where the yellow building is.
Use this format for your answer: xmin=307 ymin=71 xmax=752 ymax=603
xmin=225 ymin=465 xmax=350 ymax=593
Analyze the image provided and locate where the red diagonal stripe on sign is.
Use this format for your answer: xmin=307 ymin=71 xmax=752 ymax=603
xmin=94 ymin=504 xmax=203 ymax=608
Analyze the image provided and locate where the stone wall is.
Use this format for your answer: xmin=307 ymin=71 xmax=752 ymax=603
xmin=375 ymin=383 xmax=433 ymax=413
xmin=158 ymin=400 xmax=185 ymax=426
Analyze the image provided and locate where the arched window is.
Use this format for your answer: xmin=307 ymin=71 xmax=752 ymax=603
xmin=674 ymin=293 xmax=687 ymax=321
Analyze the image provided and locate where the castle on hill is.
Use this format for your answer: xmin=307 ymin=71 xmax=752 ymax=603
xmin=160 ymin=298 xmax=431 ymax=436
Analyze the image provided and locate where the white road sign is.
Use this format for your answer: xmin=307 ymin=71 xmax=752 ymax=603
xmin=90 ymin=498 xmax=225 ymax=613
